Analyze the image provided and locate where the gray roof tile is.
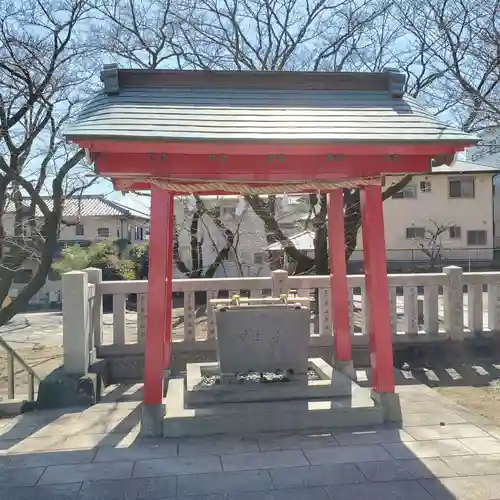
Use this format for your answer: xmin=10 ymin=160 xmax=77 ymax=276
xmin=65 ymin=69 xmax=476 ymax=145
xmin=5 ymin=196 xmax=149 ymax=219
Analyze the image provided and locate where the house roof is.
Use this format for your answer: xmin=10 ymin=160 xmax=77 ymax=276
xmin=5 ymin=195 xmax=150 ymax=219
xmin=431 ymin=160 xmax=500 ymax=174
xmin=65 ymin=66 xmax=475 ymax=145
xmin=266 ymin=230 xmax=315 ymax=251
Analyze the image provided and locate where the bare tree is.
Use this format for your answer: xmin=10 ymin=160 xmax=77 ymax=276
xmin=395 ymin=0 xmax=500 ymax=133
xmin=412 ymin=219 xmax=455 ymax=269
xmin=173 ymin=196 xmax=237 ymax=279
xmin=95 ymin=0 xmax=467 ymax=275
xmin=0 ymin=0 xmax=95 ymax=326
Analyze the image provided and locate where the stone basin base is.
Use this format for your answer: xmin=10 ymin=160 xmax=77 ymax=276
xmin=186 ymin=358 xmax=354 ymax=406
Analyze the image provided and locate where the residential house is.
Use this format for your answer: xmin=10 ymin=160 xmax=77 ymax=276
xmin=466 ymin=129 xmax=500 ymax=247
xmin=3 ymin=195 xmax=149 ymax=305
xmin=268 ymin=161 xmax=500 ymax=272
xmin=174 ymin=194 xmax=309 ymax=278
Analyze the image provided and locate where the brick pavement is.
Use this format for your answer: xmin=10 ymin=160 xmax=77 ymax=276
xmin=1 ymin=384 xmax=500 ymax=499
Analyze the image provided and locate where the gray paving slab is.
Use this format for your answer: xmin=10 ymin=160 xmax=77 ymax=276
xmin=132 ymin=456 xmax=222 ymax=477
xmin=5 ymin=450 xmax=96 ymax=468
xmin=0 ymin=483 xmax=82 ymax=500
xmin=420 ymin=474 xmax=500 ymax=499
xmin=304 ymin=444 xmax=393 ymax=465
xmin=442 ymin=453 xmax=500 ymax=475
xmin=405 ymin=423 xmax=490 ymax=441
xmin=356 ymin=458 xmax=458 ymax=481
xmin=228 ymin=486 xmax=332 ymax=499
xmin=221 ymin=450 xmax=308 ymax=471
xmin=0 ymin=466 xmax=45 ymax=487
xmin=168 ymin=496 xmax=227 ymax=500
xmin=76 ymin=477 xmax=178 ymax=500
xmin=333 ymin=428 xmax=414 ymax=446
xmin=93 ymin=442 xmax=178 ymax=462
xmin=269 ymin=463 xmax=366 ymax=488
xmin=38 ymin=462 xmax=134 ymax=485
xmin=325 ymin=480 xmax=435 ymax=499
xmin=177 ymin=470 xmax=272 ymax=496
xmin=458 ymin=436 xmax=500 ymax=454
xmin=383 ymin=438 xmax=476 ymax=459
xmin=178 ymin=436 xmax=259 ymax=457
xmin=133 ymin=477 xmax=179 ymax=499
xmin=76 ymin=480 xmax=141 ymax=500
xmin=257 ymin=432 xmax=339 ymax=451
xmin=402 ymin=412 xmax=467 ymax=426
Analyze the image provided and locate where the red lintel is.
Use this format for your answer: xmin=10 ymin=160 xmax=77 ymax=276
xmin=77 ymin=139 xmax=469 ymax=158
xmin=96 ymin=153 xmax=432 ymax=182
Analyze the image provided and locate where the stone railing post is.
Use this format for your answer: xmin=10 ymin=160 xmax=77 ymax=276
xmin=62 ymin=271 xmax=89 ymax=375
xmin=271 ymin=270 xmax=289 ymax=297
xmin=85 ymin=268 xmax=103 ymax=351
xmin=137 ymin=293 xmax=148 ymax=343
xmin=443 ymin=266 xmax=464 ymax=340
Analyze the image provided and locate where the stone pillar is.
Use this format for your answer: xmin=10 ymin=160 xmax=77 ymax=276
xmin=62 ymin=271 xmax=89 ymax=376
xmin=271 ymin=270 xmax=289 ymax=297
xmin=85 ymin=268 xmax=103 ymax=353
xmin=443 ymin=266 xmax=464 ymax=340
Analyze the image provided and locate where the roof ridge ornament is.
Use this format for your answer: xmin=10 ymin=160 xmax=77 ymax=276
xmin=383 ymin=67 xmax=405 ymax=98
xmin=101 ymin=63 xmax=120 ymax=95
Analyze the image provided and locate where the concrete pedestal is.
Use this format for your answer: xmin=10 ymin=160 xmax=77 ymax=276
xmin=141 ymin=403 xmax=165 ymax=437
xmin=186 ymin=358 xmax=353 ymax=406
xmin=371 ymin=390 xmax=403 ymax=423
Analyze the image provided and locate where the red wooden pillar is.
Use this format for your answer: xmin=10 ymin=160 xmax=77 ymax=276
xmin=144 ymin=186 xmax=174 ymax=405
xmin=327 ymin=189 xmax=352 ymax=363
xmin=164 ymin=192 xmax=175 ymax=370
xmin=360 ymin=184 xmax=395 ymax=393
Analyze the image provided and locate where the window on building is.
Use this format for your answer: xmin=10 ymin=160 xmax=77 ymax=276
xmin=449 ymin=178 xmax=475 ymax=198
xmin=221 ymin=206 xmax=236 ymax=218
xmin=75 ymin=223 xmax=84 ymax=236
xmin=97 ymin=227 xmax=110 ymax=237
xmin=14 ymin=269 xmax=33 ymax=283
xmin=419 ymin=181 xmax=432 ymax=193
xmin=449 ymin=226 xmax=461 ymax=239
xmin=392 ymin=184 xmax=417 ymax=199
xmin=253 ymin=252 xmax=267 ymax=265
xmin=406 ymin=227 xmax=425 ymax=239
xmin=467 ymin=230 xmax=487 ymax=246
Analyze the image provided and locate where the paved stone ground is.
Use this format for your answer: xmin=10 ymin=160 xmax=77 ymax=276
xmin=1 ymin=383 xmax=500 ymax=499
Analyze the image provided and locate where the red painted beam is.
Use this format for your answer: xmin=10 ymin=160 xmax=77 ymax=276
xmin=96 ymin=153 xmax=432 ymax=181
xmin=76 ymin=139 xmax=471 ymax=157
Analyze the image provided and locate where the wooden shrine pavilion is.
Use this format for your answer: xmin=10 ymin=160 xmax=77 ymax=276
xmin=65 ymin=65 xmax=477 ymax=430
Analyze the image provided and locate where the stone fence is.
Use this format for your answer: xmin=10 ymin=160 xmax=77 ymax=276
xmin=61 ymin=266 xmax=500 ymax=376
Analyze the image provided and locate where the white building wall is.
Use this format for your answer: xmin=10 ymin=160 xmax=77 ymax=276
xmin=173 ymin=196 xmax=308 ymax=278
xmin=2 ymin=214 xmax=148 ymax=244
xmin=351 ymin=172 xmax=495 ymax=262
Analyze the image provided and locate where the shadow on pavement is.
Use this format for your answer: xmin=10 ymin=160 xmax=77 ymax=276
xmin=0 ymin=382 xmax=479 ymax=500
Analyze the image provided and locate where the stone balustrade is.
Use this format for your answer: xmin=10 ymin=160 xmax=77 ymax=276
xmin=61 ymin=266 xmax=500 ymax=376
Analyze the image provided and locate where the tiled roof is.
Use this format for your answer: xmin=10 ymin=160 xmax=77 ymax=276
xmin=5 ymin=195 xmax=149 ymax=219
xmin=65 ymin=67 xmax=476 ymax=144
xmin=431 ymin=160 xmax=500 ymax=174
